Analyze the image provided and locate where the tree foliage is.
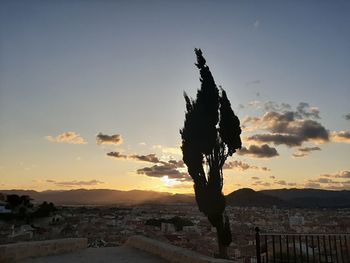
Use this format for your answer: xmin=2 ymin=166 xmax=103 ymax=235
xmin=180 ymin=49 xmax=242 ymax=256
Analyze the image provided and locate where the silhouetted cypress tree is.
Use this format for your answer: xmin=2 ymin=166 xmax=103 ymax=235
xmin=180 ymin=49 xmax=242 ymax=259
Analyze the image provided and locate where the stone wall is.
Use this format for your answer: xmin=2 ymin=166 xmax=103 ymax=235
xmin=0 ymin=238 xmax=87 ymax=262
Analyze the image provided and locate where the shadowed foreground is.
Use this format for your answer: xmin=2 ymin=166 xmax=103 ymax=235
xmin=20 ymin=247 xmax=168 ymax=263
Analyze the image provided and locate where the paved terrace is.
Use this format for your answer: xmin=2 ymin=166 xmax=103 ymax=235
xmin=1 ymin=236 xmax=235 ymax=263
xmin=20 ymin=246 xmax=167 ymax=263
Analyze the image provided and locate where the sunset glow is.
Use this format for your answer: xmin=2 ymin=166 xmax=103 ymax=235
xmin=1 ymin=1 xmax=349 ymax=194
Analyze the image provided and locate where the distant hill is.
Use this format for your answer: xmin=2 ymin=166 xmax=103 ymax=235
xmin=0 ymin=189 xmax=194 ymax=205
xmin=226 ymin=188 xmax=289 ymax=208
xmin=1 ymin=188 xmax=349 ymax=208
xmin=260 ymin=188 xmax=350 ymax=208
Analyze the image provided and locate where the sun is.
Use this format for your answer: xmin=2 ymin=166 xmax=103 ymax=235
xmin=160 ymin=176 xmax=180 ymax=187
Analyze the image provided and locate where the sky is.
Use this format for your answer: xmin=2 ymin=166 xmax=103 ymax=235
xmin=0 ymin=0 xmax=349 ymax=194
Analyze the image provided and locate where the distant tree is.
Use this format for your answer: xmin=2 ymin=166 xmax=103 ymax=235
xmin=33 ymin=201 xmax=57 ymax=218
xmin=180 ymin=49 xmax=242 ymax=259
xmin=5 ymin=194 xmax=33 ymax=211
xmin=5 ymin=194 xmax=33 ymax=222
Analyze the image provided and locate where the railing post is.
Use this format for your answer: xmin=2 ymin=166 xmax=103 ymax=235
xmin=256 ymin=227 xmax=261 ymax=263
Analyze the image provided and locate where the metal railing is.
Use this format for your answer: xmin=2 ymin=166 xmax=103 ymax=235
xmin=255 ymin=227 xmax=350 ymax=263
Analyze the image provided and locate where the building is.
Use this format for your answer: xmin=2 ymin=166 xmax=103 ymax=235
xmin=289 ymin=214 xmax=305 ymax=227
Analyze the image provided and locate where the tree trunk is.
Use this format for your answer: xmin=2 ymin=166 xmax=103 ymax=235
xmin=211 ymin=213 xmax=232 ymax=259
xmin=216 ymin=229 xmax=229 ymax=259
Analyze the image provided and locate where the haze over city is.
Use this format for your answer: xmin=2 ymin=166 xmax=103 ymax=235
xmin=1 ymin=1 xmax=349 ymax=194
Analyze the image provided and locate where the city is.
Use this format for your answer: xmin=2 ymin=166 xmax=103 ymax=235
xmin=1 ymin=194 xmax=349 ymax=262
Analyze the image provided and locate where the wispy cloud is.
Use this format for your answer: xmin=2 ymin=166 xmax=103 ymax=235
xmin=223 ymin=160 xmax=270 ymax=171
xmin=252 ymin=181 xmax=271 ymax=187
xmin=46 ymin=179 xmax=103 ymax=187
xmin=107 ymin=152 xmax=128 ymax=159
xmin=96 ymin=133 xmax=123 ymax=145
xmin=107 ymin=152 xmax=164 ymax=164
xmin=321 ymin=170 xmax=350 ymax=179
xmin=305 ymin=170 xmax=350 ymax=190
xmin=252 ymin=177 xmax=297 ymax=188
xmin=46 ymin=132 xmax=87 ymax=145
xmin=130 ymin=154 xmax=162 ymax=163
xmin=292 ymin=146 xmax=321 ymax=158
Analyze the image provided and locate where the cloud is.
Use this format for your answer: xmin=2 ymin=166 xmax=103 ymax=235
xmin=292 ymin=146 xmax=321 ymax=158
xmin=248 ymin=134 xmax=304 ymax=147
xmin=275 ymin=180 xmax=287 ymax=185
xmin=46 ymin=132 xmax=87 ymax=145
xmin=243 ymin=102 xmax=331 ymax=148
xmin=223 ymin=160 xmax=270 ymax=171
xmin=46 ymin=179 xmax=103 ymax=187
xmin=96 ymin=133 xmax=123 ymax=145
xmin=252 ymin=178 xmax=297 ymax=188
xmin=331 ymin=131 xmax=350 ymax=143
xmin=107 ymin=152 xmax=128 ymax=159
xmin=107 ymin=152 xmax=172 ymax=165
xmin=305 ymin=170 xmax=350 ymax=190
xmin=295 ymin=102 xmax=320 ymax=119
xmin=168 ymin=159 xmax=185 ymax=168
xmin=237 ymin=144 xmax=279 ymax=158
xmin=106 ymin=150 xmax=187 ymax=182
xmin=130 ymin=154 xmax=162 ymax=163
xmin=137 ymin=162 xmax=190 ymax=182
xmin=247 ymin=111 xmax=329 ymax=147
xmin=252 ymin=181 xmax=271 ymax=187
xmin=305 ymin=177 xmax=348 ymax=188
xmin=344 ymin=113 xmax=350 ymax=120
xmin=263 ymin=101 xmax=291 ymax=112
xmin=321 ymin=170 xmax=350 ymax=179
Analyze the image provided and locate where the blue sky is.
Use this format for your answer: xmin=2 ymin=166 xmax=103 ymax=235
xmin=1 ymin=1 xmax=349 ymax=193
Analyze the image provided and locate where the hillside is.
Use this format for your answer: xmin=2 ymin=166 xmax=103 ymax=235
xmin=260 ymin=188 xmax=350 ymax=208
xmin=1 ymin=188 xmax=349 ymax=208
xmin=226 ymin=188 xmax=289 ymax=208
xmin=0 ymin=189 xmax=193 ymax=205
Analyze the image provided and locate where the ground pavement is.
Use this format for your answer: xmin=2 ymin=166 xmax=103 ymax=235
xmin=20 ymin=246 xmax=168 ymax=263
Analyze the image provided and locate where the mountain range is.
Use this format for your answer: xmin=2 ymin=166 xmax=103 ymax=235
xmin=1 ymin=188 xmax=349 ymax=208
